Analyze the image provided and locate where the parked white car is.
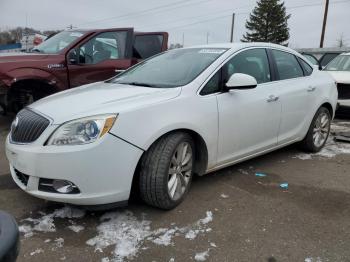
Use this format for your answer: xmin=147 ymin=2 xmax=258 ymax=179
xmin=324 ymin=52 xmax=350 ymax=107
xmin=6 ymin=43 xmax=338 ymax=210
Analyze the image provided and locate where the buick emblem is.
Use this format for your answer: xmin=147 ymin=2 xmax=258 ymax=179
xmin=11 ymin=117 xmax=19 ymax=132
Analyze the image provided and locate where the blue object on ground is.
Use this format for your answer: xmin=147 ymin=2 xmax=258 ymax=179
xmin=280 ymin=183 xmax=289 ymax=189
xmin=255 ymin=173 xmax=267 ymax=177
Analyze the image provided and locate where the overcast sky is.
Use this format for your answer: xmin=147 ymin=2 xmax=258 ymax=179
xmin=0 ymin=0 xmax=349 ymax=48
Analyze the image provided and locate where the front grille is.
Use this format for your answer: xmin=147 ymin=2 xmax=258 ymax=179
xmin=11 ymin=109 xmax=50 ymax=143
xmin=337 ymin=83 xmax=350 ymax=100
xmin=14 ymin=169 xmax=29 ymax=186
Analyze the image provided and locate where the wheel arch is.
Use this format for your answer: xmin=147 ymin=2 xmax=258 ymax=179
xmin=145 ymin=128 xmax=208 ymax=175
xmin=320 ymin=102 xmax=334 ymax=118
xmin=129 ymin=128 xmax=209 ymax=202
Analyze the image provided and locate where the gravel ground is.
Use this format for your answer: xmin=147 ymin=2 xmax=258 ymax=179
xmin=0 ymin=114 xmax=350 ymax=262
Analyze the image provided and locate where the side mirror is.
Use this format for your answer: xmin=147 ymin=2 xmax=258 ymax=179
xmin=226 ymin=73 xmax=257 ymax=90
xmin=68 ymin=49 xmax=78 ymax=64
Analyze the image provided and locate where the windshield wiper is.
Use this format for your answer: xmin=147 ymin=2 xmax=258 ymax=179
xmin=117 ymin=82 xmax=159 ymax=88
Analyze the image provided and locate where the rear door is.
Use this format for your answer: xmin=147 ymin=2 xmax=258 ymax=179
xmin=132 ymin=32 xmax=168 ymax=62
xmin=269 ymin=49 xmax=317 ymax=144
xmin=67 ymin=29 xmax=134 ymax=88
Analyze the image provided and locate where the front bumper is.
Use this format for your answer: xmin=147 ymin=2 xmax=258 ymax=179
xmin=5 ymin=133 xmax=143 ymax=205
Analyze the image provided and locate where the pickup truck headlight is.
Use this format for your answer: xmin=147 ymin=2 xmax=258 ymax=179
xmin=47 ymin=114 xmax=117 ymax=146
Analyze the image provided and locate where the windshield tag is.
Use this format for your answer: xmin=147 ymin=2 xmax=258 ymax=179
xmin=198 ymin=49 xmax=226 ymax=54
xmin=70 ymin=32 xmax=83 ymax=37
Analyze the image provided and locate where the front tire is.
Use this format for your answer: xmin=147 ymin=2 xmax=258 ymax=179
xmin=139 ymin=132 xmax=195 ymax=210
xmin=300 ymin=107 xmax=331 ymax=153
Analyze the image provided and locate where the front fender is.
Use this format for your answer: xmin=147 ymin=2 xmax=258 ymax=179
xmin=7 ymin=68 xmax=66 ymax=90
xmin=110 ymin=95 xmax=219 ymax=169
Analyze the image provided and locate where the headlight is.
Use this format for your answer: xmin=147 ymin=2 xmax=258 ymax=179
xmin=47 ymin=114 xmax=117 ymax=146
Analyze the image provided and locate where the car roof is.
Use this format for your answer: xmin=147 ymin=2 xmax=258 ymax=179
xmin=183 ymin=42 xmax=301 ymax=56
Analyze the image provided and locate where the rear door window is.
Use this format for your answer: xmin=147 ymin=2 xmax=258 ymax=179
xmin=133 ymin=34 xmax=164 ymax=59
xmin=272 ymin=50 xmax=304 ymax=80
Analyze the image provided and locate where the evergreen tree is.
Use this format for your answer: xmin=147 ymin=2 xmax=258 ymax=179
xmin=242 ymin=0 xmax=291 ymax=45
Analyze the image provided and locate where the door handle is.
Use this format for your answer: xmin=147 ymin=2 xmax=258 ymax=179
xmin=267 ymin=95 xmax=279 ymax=103
xmin=307 ymin=86 xmax=316 ymax=92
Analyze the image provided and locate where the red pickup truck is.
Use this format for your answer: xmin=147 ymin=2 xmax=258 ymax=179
xmin=0 ymin=28 xmax=168 ymax=113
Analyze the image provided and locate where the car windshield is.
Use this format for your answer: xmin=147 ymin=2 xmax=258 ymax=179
xmin=110 ymin=48 xmax=228 ymax=88
xmin=324 ymin=54 xmax=350 ymax=71
xmin=32 ymin=31 xmax=84 ymax=54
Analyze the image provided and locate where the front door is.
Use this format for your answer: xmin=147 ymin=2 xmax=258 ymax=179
xmin=67 ymin=29 xmax=133 ymax=88
xmin=216 ymin=48 xmax=281 ymax=165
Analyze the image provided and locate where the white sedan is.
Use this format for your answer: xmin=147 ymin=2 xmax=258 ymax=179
xmin=323 ymin=52 xmax=350 ymax=107
xmin=6 ymin=43 xmax=337 ymax=210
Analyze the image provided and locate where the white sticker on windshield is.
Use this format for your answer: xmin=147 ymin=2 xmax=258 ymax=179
xmin=199 ymin=49 xmax=226 ymax=54
xmin=70 ymin=32 xmax=83 ymax=38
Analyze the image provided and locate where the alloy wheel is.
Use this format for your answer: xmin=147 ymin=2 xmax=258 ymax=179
xmin=312 ymin=112 xmax=330 ymax=148
xmin=168 ymin=142 xmax=193 ymax=201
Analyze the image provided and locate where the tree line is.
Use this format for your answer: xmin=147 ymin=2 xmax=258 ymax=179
xmin=0 ymin=27 xmax=59 ymax=45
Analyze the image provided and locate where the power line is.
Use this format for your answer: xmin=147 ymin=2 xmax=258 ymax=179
xmin=157 ymin=0 xmax=350 ymax=31
xmin=76 ymin=0 xmax=213 ymax=27
xmin=137 ymin=3 xmax=252 ymax=30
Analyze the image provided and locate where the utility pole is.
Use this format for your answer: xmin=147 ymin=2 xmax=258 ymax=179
xmin=230 ymin=13 xmax=235 ymax=43
xmin=182 ymin=32 xmax=185 ymax=47
xmin=320 ymin=0 xmax=329 ymax=48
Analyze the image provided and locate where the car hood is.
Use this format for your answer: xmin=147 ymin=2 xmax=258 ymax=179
xmin=29 ymin=82 xmax=181 ymax=124
xmin=326 ymin=71 xmax=350 ymax=84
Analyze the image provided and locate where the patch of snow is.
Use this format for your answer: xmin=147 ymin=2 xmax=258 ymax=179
xmin=152 ymin=228 xmax=178 ymax=246
xmin=199 ymin=211 xmax=213 ymax=225
xmin=194 ymin=250 xmax=210 ymax=261
xmin=19 ymin=225 xmax=33 ymax=238
xmin=305 ymin=258 xmax=322 ymax=262
xmin=68 ymin=225 xmax=84 ymax=233
xmin=44 ymin=239 xmax=51 ymax=243
xmin=169 ymin=258 xmax=175 ymax=262
xmin=55 ymin=238 xmax=64 ymax=248
xmin=220 ymin=193 xmax=229 ymax=199
xmin=185 ymin=229 xmax=198 ymax=240
xmin=30 ymin=248 xmax=44 ymax=256
xmin=86 ymin=211 xmax=152 ymax=261
xmin=19 ymin=206 xmax=85 ymax=237
xmin=87 ymin=210 xmax=214 ymax=261
xmin=294 ymin=136 xmax=350 ymax=160
xmin=294 ymin=154 xmax=312 ymax=160
xmin=210 ymin=242 xmax=217 ymax=247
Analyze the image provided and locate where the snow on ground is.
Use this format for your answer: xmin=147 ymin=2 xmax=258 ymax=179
xmin=294 ymin=136 xmax=350 ymax=160
xmin=220 ymin=193 xmax=229 ymax=198
xmin=19 ymin=206 xmax=85 ymax=237
xmin=30 ymin=248 xmax=44 ymax=256
xmin=68 ymin=225 xmax=85 ymax=233
xmin=305 ymin=257 xmax=322 ymax=262
xmin=194 ymin=250 xmax=210 ymax=261
xmin=18 ymin=205 xmax=214 ymax=262
xmin=86 ymin=210 xmax=214 ymax=262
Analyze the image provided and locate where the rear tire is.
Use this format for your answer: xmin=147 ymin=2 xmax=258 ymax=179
xmin=139 ymin=132 xmax=195 ymax=210
xmin=300 ymin=107 xmax=331 ymax=153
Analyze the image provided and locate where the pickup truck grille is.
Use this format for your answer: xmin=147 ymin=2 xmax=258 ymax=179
xmin=337 ymin=83 xmax=350 ymax=100
xmin=11 ymin=109 xmax=50 ymax=143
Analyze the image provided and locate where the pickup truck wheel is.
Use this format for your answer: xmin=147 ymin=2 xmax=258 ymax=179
xmin=139 ymin=132 xmax=194 ymax=210
xmin=300 ymin=107 xmax=331 ymax=153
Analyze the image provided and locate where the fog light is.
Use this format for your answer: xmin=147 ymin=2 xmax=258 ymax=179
xmin=52 ymin=180 xmax=77 ymax=194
